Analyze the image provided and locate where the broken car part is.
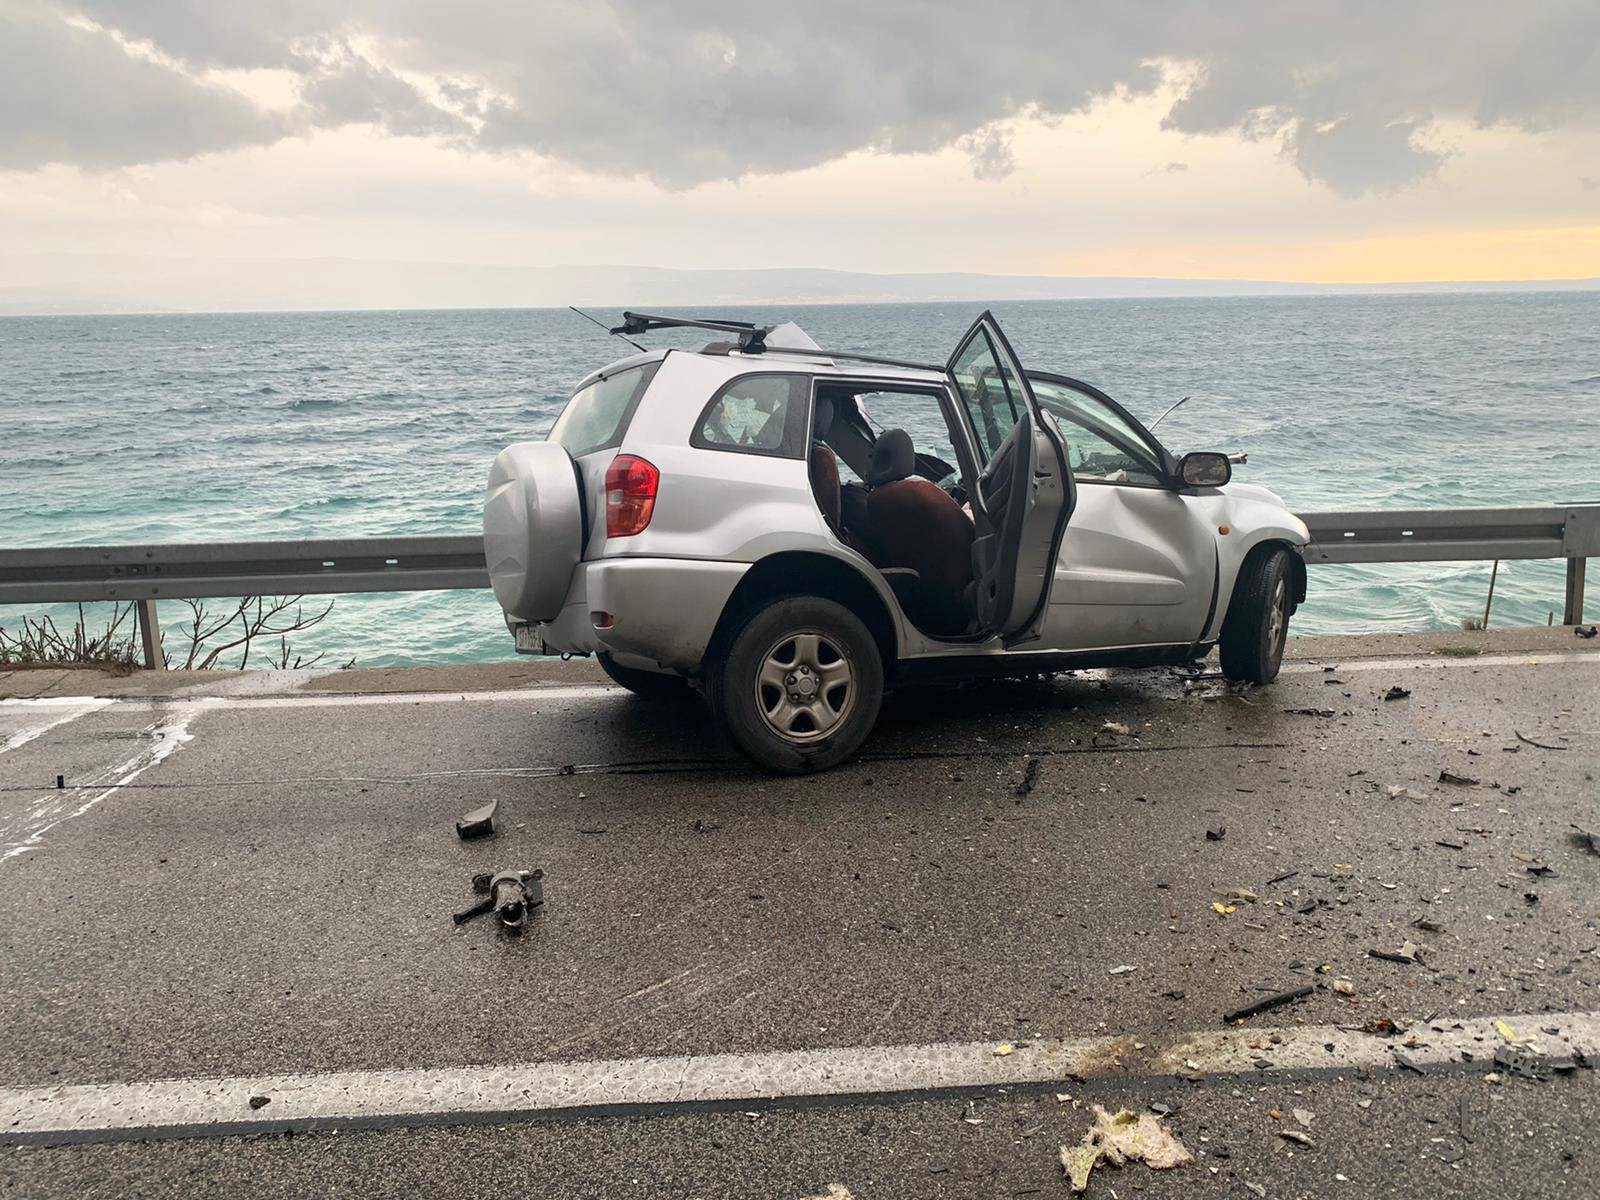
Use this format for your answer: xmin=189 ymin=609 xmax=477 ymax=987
xmin=453 ymin=869 xmax=545 ymax=929
xmin=454 ymin=799 xmax=499 ymax=840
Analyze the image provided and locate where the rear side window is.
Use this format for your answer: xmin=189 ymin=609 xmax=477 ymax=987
xmin=548 ymin=362 xmax=658 ymax=457
xmin=691 ymin=374 xmax=809 ymax=458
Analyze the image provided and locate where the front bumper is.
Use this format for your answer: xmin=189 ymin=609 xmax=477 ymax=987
xmin=510 ymin=557 xmax=748 ymax=672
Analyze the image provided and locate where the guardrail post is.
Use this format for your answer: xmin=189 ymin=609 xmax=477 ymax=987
xmin=136 ymin=599 xmax=165 ymax=670
xmin=1566 ymin=558 xmax=1587 ymax=626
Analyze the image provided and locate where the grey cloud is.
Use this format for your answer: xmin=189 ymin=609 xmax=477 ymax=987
xmin=301 ymin=56 xmax=468 ymax=140
xmin=10 ymin=1 xmax=1600 ymax=195
xmin=0 ymin=5 xmax=286 ymax=170
xmin=957 ymin=127 xmax=1015 ymax=182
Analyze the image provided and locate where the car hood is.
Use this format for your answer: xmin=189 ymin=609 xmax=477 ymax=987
xmin=1220 ymin=480 xmax=1290 ymax=509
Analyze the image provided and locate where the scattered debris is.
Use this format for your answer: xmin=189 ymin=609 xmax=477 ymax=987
xmin=247 ymin=1095 xmax=270 ymax=1110
xmin=994 ymin=1042 xmax=1015 ymax=1056
xmin=1277 ymin=1129 xmax=1313 ymax=1147
xmin=1368 ymin=941 xmax=1423 ymax=964
xmin=1221 ymin=886 xmax=1260 ymax=904
xmin=1333 ymin=979 xmax=1356 ymax=996
xmin=1575 ymin=625 xmax=1597 ymax=639
xmin=1211 ymin=901 xmax=1236 ymax=916
xmin=1438 ymin=770 xmax=1479 ymax=786
xmin=1386 ymin=785 xmax=1428 ymax=802
xmin=1514 ymin=730 xmax=1567 ymax=751
xmin=1223 ymin=985 xmax=1313 ymax=1024
xmin=1060 ymin=1105 xmax=1194 ymax=1193
xmin=1382 ymin=686 xmax=1411 ymax=701
xmin=454 ymin=799 xmax=499 ymax=840
xmin=453 ymin=869 xmax=545 ymax=930
xmin=802 ymin=1187 xmax=855 ymax=1200
xmin=1526 ymin=863 xmax=1559 ymax=878
xmin=1291 ymin=1108 xmax=1315 ymax=1127
xmin=1015 ymin=757 xmax=1041 ymax=796
xmin=1099 ymin=721 xmax=1132 ymax=737
xmin=1393 ymin=1051 xmax=1426 ymax=1075
xmin=1109 ymin=964 xmax=1139 ymax=976
xmin=1570 ymin=826 xmax=1600 ymax=856
xmin=1265 ymin=870 xmax=1299 ymax=885
xmin=1284 ymin=707 xmax=1336 ymax=718
xmin=1206 ymin=826 xmax=1227 ymax=841
xmin=1412 ymin=918 xmax=1447 ymax=933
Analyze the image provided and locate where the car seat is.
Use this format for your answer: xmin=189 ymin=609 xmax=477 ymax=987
xmin=808 ymin=396 xmax=841 ymax=532
xmin=864 ymin=429 xmax=975 ymax=636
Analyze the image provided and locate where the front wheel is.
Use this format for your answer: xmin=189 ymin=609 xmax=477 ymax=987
xmin=709 ymin=596 xmax=884 ymax=774
xmin=1219 ymin=547 xmax=1294 ymax=684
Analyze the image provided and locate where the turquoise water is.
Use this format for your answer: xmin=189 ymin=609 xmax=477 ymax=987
xmin=3 ymin=294 xmax=1597 ymax=667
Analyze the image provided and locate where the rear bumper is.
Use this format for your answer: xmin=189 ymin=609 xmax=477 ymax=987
xmin=513 ymin=557 xmax=747 ymax=672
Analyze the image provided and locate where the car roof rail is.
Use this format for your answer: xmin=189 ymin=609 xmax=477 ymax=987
xmin=610 ymin=310 xmax=942 ymax=373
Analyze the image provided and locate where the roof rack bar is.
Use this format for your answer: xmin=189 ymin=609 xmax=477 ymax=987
xmin=754 ymin=345 xmax=944 ymax=373
xmin=612 ymin=311 xmax=767 ymax=337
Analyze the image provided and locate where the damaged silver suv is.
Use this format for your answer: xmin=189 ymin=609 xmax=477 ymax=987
xmin=486 ymin=312 xmax=1309 ymax=772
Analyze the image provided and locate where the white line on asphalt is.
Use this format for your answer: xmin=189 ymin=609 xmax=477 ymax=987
xmin=1 ymin=650 xmax=1594 ymax=715
xmin=0 ymin=684 xmax=624 ymax=712
xmin=1279 ymin=651 xmax=1600 ymax=674
xmin=0 ymin=698 xmax=113 ymax=756
xmin=2 ymin=1009 xmax=1594 ymax=1147
xmin=0 ymin=700 xmax=212 ymax=863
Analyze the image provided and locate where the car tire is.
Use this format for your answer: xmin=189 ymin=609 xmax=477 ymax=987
xmin=597 ymin=653 xmax=689 ymax=701
xmin=709 ymin=596 xmax=884 ymax=774
xmin=1219 ymin=546 xmax=1294 ymax=684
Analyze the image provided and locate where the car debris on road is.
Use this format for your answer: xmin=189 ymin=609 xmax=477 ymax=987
xmin=1060 ymin=1104 xmax=1193 ymax=1193
xmin=454 ymin=799 xmax=499 ymax=840
xmin=453 ymin=868 xmax=545 ymax=930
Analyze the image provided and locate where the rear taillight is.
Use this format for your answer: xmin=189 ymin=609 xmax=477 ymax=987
xmin=605 ymin=454 xmax=659 ymax=537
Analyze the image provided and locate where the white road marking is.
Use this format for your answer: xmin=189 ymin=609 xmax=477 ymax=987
xmin=0 ymin=684 xmax=623 ymax=713
xmin=0 ymin=698 xmax=113 ymax=756
xmin=1279 ymin=651 xmax=1600 ymax=674
xmin=0 ymin=700 xmax=212 ymax=863
xmin=2 ymin=1009 xmax=1594 ymax=1147
xmin=1 ymin=650 xmax=1594 ymax=715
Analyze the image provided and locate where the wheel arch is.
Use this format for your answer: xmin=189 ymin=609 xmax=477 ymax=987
xmin=704 ymin=551 xmax=899 ymax=671
xmin=1225 ymin=534 xmax=1307 ymax=618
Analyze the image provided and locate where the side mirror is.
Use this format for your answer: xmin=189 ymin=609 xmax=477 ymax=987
xmin=1178 ymin=451 xmax=1232 ymax=488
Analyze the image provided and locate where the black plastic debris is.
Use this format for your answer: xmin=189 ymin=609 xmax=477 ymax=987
xmin=1222 ymin=984 xmax=1312 ymax=1023
xmin=1206 ymin=826 xmax=1226 ymax=841
xmin=1015 ymin=757 xmax=1041 ymax=797
xmin=455 ymin=799 xmax=498 ymax=840
xmin=454 ymin=869 xmax=545 ymax=930
xmin=248 ymin=1095 xmax=271 ymax=1110
xmin=1383 ymin=686 xmax=1411 ymax=701
xmin=1575 ymin=625 xmax=1598 ymax=639
xmin=1514 ymin=730 xmax=1567 ymax=751
xmin=1369 ymin=941 xmax=1423 ymax=964
xmin=1284 ymin=707 xmax=1336 ymax=718
xmin=1570 ymin=827 xmax=1600 ymax=856
xmin=1438 ymin=770 xmax=1479 ymax=786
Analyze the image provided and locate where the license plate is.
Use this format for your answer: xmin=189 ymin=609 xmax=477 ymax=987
xmin=513 ymin=625 xmax=543 ymax=654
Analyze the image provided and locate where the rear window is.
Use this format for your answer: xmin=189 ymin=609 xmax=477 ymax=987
xmin=548 ymin=362 xmax=658 ymax=457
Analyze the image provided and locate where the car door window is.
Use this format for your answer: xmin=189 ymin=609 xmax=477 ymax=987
xmin=855 ymin=390 xmax=961 ymax=484
xmin=692 ymin=374 xmax=809 ymax=458
xmin=949 ymin=328 xmax=1023 ymax=462
xmin=1029 ymin=377 xmax=1166 ymax=486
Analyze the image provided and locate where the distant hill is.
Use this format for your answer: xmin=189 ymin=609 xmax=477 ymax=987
xmin=1 ymin=253 xmax=1595 ymax=316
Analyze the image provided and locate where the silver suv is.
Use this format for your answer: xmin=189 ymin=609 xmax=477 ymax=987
xmin=486 ymin=312 xmax=1309 ymax=772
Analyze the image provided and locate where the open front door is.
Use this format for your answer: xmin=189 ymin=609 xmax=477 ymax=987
xmin=946 ymin=312 xmax=1074 ymax=643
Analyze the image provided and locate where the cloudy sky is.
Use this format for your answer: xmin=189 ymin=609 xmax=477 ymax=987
xmin=3 ymin=0 xmax=1599 ymax=288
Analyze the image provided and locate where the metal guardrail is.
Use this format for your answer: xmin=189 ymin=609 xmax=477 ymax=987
xmin=1 ymin=505 xmax=1594 ymax=668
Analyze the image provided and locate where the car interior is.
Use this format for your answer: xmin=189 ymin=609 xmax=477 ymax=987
xmin=808 ymin=384 xmax=996 ymax=639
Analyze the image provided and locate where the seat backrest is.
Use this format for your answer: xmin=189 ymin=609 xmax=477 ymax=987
xmin=808 ymin=442 xmax=841 ymax=531
xmin=865 ymin=428 xmax=914 ymax=486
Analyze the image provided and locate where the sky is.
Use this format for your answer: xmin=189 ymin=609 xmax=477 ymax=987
xmin=3 ymin=0 xmax=1599 ymax=293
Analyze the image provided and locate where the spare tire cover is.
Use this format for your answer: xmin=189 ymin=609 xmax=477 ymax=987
xmin=483 ymin=441 xmax=584 ymax=622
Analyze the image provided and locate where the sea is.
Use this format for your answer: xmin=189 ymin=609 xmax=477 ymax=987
xmin=3 ymin=293 xmax=1597 ymax=668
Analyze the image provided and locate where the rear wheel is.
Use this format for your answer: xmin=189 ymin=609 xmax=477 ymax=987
xmin=597 ymin=653 xmax=689 ymax=701
xmin=710 ymin=596 xmax=884 ymax=774
xmin=1219 ymin=546 xmax=1294 ymax=684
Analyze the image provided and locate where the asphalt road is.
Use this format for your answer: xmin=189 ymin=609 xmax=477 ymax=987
xmin=1 ymin=634 xmax=1597 ymax=1197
